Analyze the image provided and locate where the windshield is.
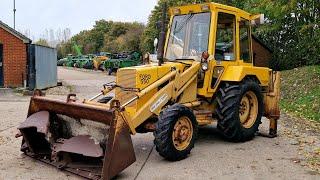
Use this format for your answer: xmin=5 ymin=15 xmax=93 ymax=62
xmin=165 ymin=12 xmax=211 ymax=60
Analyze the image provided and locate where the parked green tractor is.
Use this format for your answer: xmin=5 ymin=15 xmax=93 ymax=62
xmin=74 ymin=54 xmax=95 ymax=69
xmin=65 ymin=56 xmax=78 ymax=67
xmin=57 ymin=54 xmax=72 ymax=66
xmin=104 ymin=51 xmax=142 ymax=75
xmin=57 ymin=58 xmax=68 ymax=66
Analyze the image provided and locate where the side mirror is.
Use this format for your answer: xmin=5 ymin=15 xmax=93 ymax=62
xmin=153 ymin=38 xmax=159 ymax=54
xmin=251 ymin=14 xmax=265 ymax=26
xmin=154 ymin=38 xmax=158 ymax=49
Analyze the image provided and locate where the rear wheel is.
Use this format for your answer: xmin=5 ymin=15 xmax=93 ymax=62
xmin=154 ymin=104 xmax=198 ymax=161
xmin=215 ymin=79 xmax=263 ymax=142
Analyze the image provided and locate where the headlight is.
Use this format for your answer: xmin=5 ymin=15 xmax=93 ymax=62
xmin=201 ymin=62 xmax=208 ymax=71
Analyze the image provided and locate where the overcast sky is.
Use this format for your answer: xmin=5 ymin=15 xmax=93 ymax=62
xmin=0 ymin=0 xmax=157 ymax=40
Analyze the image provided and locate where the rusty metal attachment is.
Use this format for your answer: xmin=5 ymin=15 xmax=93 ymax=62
xmin=17 ymin=92 xmax=136 ymax=179
xmin=260 ymin=71 xmax=281 ymax=138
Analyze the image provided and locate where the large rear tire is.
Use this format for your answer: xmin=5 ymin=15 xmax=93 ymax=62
xmin=154 ymin=104 xmax=198 ymax=161
xmin=215 ymin=79 xmax=263 ymax=142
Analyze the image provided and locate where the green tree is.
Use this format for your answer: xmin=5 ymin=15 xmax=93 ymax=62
xmin=58 ymin=20 xmax=145 ymax=56
xmin=35 ymin=38 xmax=49 ymax=46
xmin=246 ymin=0 xmax=320 ymax=69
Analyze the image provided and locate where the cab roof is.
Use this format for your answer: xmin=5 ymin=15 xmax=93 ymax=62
xmin=169 ymin=2 xmax=252 ymax=18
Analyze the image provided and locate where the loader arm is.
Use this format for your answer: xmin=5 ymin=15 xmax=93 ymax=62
xmin=122 ymin=61 xmax=200 ymax=133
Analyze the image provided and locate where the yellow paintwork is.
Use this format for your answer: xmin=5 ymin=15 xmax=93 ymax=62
xmin=220 ymin=66 xmax=270 ymax=85
xmin=165 ymin=2 xmax=271 ymax=97
xmin=117 ymin=62 xmax=186 ymax=114
xmin=102 ymin=2 xmax=278 ymax=132
xmin=115 ymin=62 xmax=200 ymax=133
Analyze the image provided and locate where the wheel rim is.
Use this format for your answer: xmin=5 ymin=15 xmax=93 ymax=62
xmin=172 ymin=116 xmax=193 ymax=151
xmin=239 ymin=91 xmax=258 ymax=129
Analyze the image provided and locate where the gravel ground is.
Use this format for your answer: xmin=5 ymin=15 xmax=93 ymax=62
xmin=0 ymin=67 xmax=318 ymax=180
xmin=56 ymin=67 xmax=115 ymax=99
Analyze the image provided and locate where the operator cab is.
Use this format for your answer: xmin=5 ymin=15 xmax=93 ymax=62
xmin=164 ymin=3 xmax=263 ymax=63
xmin=163 ymin=3 xmax=264 ymax=97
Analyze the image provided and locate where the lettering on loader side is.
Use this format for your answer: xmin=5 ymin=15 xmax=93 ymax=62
xmin=150 ymin=94 xmax=168 ymax=112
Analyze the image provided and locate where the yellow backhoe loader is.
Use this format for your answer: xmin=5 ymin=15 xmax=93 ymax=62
xmin=16 ymin=2 xmax=281 ymax=180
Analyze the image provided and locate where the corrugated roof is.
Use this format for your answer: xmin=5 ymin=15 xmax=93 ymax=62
xmin=0 ymin=20 xmax=31 ymax=44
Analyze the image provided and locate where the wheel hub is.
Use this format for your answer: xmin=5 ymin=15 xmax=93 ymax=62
xmin=239 ymin=91 xmax=258 ymax=129
xmin=172 ymin=116 xmax=193 ymax=151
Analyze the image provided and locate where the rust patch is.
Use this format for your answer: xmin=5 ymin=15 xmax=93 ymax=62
xmin=18 ymin=111 xmax=51 ymax=154
xmin=53 ymin=135 xmax=104 ymax=158
xmin=28 ymin=96 xmax=115 ymax=125
xmin=18 ymin=111 xmax=50 ymax=134
xmin=264 ymin=71 xmax=281 ymax=120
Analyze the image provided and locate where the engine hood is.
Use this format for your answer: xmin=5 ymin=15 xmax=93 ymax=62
xmin=117 ymin=62 xmax=190 ymax=90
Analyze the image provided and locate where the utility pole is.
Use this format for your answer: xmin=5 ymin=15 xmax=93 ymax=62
xmin=13 ymin=0 xmax=16 ymax=29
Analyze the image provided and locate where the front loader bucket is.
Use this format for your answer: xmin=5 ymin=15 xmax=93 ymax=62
xmin=17 ymin=92 xmax=136 ymax=180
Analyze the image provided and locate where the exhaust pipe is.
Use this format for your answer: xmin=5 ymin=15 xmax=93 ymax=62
xmin=157 ymin=2 xmax=168 ymax=66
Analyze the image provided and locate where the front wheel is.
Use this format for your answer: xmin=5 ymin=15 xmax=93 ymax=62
xmin=154 ymin=104 xmax=198 ymax=161
xmin=216 ymin=79 xmax=263 ymax=142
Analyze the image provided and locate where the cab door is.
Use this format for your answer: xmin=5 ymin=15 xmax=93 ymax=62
xmin=208 ymin=10 xmax=238 ymax=93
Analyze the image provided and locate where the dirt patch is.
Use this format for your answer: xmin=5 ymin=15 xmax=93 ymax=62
xmin=45 ymin=85 xmax=74 ymax=95
xmin=281 ymin=113 xmax=320 ymax=173
xmin=46 ymin=86 xmax=74 ymax=95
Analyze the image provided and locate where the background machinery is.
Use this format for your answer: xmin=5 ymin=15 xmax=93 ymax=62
xmin=17 ymin=3 xmax=280 ymax=180
xmin=74 ymin=54 xmax=96 ymax=69
xmin=93 ymin=52 xmax=112 ymax=70
xmin=104 ymin=51 xmax=142 ymax=75
xmin=57 ymin=54 xmax=71 ymax=66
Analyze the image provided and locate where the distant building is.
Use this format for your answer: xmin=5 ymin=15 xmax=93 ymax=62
xmin=252 ymin=35 xmax=273 ymax=67
xmin=0 ymin=21 xmax=31 ymax=87
xmin=0 ymin=21 xmax=57 ymax=89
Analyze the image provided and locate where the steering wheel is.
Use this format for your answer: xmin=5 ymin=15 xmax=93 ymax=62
xmin=215 ymin=49 xmax=225 ymax=61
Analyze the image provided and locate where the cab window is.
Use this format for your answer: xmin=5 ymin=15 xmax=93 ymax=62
xmin=166 ymin=13 xmax=211 ymax=60
xmin=215 ymin=12 xmax=236 ymax=61
xmin=240 ymin=18 xmax=252 ymax=63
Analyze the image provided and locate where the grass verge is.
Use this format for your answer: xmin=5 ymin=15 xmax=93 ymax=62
xmin=280 ymin=66 xmax=320 ymax=122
